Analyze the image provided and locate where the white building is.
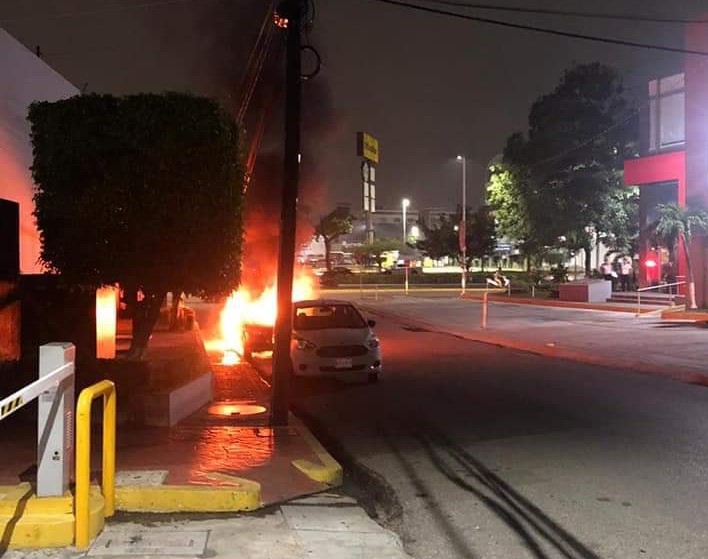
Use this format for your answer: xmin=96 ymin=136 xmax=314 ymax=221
xmin=0 ymin=29 xmax=79 ymax=273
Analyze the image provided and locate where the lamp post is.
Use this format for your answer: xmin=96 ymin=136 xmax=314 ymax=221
xmin=456 ymin=155 xmax=467 ymax=294
xmin=401 ymin=198 xmax=410 ymax=243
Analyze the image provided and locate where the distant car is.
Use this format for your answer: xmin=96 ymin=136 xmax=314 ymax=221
xmin=386 ymin=264 xmax=421 ymax=275
xmin=319 ymin=267 xmax=353 ymax=287
xmin=292 ymin=300 xmax=382 ymax=383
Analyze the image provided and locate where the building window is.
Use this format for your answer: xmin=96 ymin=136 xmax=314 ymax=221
xmin=393 ymin=217 xmax=401 ymax=223
xmin=649 ymin=73 xmax=685 ymax=152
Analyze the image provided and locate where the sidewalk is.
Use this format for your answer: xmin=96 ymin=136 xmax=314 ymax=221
xmin=3 ymin=493 xmax=412 ymax=559
xmin=0 ymin=326 xmax=343 ymax=549
xmin=353 ymin=294 xmax=708 ymax=385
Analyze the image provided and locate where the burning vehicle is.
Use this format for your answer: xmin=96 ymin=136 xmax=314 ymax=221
xmin=242 ymin=323 xmax=273 ymax=360
xmin=212 ymin=273 xmax=381 ymax=383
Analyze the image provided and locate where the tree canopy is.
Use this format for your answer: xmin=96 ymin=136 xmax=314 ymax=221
xmin=30 ymin=92 xmax=244 ymax=357
xmin=416 ymin=206 xmax=496 ymax=269
xmin=353 ymin=238 xmax=402 ymax=271
xmin=487 ymin=63 xmax=638 ymax=273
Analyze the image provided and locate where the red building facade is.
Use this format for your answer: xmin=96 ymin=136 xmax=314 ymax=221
xmin=624 ymin=20 xmax=708 ymax=306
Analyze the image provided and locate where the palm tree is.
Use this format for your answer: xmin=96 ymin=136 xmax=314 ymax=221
xmin=653 ymin=203 xmax=708 ymax=309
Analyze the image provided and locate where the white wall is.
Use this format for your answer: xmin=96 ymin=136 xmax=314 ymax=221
xmin=0 ymin=29 xmax=78 ymax=274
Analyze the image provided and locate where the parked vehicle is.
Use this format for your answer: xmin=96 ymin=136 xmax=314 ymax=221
xmin=292 ymin=300 xmax=382 ymax=383
xmin=241 ymin=300 xmax=382 ymax=384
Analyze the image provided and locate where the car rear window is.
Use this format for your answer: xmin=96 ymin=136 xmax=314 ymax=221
xmin=294 ymin=304 xmax=366 ymax=330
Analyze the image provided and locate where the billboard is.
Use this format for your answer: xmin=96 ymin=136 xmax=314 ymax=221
xmin=356 ymin=132 xmax=379 ymax=164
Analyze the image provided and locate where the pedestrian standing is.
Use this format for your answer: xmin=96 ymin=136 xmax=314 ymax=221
xmin=620 ymin=257 xmax=633 ymax=292
xmin=600 ymin=259 xmax=615 ymax=291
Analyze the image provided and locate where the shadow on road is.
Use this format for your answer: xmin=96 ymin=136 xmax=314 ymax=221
xmin=419 ymin=424 xmax=603 ymax=559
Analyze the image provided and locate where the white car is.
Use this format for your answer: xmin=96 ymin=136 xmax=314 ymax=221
xmin=291 ymin=299 xmax=382 ymax=383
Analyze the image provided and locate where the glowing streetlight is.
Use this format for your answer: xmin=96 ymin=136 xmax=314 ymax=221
xmin=410 ymin=225 xmax=420 ymax=239
xmin=456 ymin=155 xmax=467 ymax=294
xmin=401 ymin=198 xmax=410 ymax=243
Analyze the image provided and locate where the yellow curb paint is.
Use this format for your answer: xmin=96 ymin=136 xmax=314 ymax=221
xmin=0 ymin=484 xmax=104 ymax=549
xmin=290 ymin=414 xmax=343 ymax=487
xmin=115 ymin=479 xmax=261 ymax=513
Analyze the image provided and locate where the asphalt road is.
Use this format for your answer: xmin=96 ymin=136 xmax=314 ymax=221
xmin=289 ymin=301 xmax=708 ymax=559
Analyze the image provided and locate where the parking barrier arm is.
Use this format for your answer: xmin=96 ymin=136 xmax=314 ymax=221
xmin=0 ymin=363 xmax=73 ymax=421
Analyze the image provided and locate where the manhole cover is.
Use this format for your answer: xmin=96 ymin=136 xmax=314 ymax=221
xmin=208 ymin=401 xmax=267 ymax=416
xmin=88 ymin=530 xmax=208 ymax=556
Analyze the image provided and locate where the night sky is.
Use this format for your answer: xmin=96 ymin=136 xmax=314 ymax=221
xmin=1 ymin=0 xmax=704 ymax=216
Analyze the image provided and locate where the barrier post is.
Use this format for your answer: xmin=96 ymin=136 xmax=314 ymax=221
xmin=482 ymin=292 xmax=488 ymax=329
xmin=37 ymin=343 xmax=75 ymax=497
xmin=75 ymin=380 xmax=116 ymax=548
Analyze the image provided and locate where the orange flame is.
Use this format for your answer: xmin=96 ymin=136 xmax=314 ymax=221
xmin=212 ymin=271 xmax=317 ymax=365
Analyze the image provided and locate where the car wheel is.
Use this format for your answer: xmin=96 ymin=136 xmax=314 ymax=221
xmin=367 ymin=371 xmax=379 ymax=384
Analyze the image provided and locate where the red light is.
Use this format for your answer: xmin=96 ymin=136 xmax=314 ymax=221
xmin=645 ymin=259 xmax=657 ymax=268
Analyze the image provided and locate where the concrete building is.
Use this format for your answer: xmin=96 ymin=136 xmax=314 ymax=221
xmin=0 ymin=28 xmax=79 ymax=274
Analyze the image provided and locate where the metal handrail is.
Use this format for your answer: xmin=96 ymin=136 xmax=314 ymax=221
xmin=75 ymin=380 xmax=116 ymax=548
xmin=636 ymin=280 xmax=686 ymax=316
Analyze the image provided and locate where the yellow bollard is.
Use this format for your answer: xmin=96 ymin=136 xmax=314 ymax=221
xmin=75 ymin=380 xmax=116 ymax=548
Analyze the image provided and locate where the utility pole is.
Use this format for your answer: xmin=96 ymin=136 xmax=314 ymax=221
xmin=271 ymin=0 xmax=302 ymax=426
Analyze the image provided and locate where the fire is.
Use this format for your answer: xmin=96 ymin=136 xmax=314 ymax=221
xmin=212 ymin=271 xmax=317 ymax=365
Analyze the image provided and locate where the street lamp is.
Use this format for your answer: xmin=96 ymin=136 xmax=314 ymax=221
xmin=410 ymin=225 xmax=420 ymax=240
xmin=401 ymin=198 xmax=410 ymax=243
xmin=456 ymin=155 xmax=467 ymax=294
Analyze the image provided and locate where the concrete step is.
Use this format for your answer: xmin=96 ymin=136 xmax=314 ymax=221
xmin=608 ymin=292 xmax=685 ymax=306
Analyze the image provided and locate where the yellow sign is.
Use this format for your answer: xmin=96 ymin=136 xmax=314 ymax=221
xmin=357 ymin=132 xmax=379 ymax=164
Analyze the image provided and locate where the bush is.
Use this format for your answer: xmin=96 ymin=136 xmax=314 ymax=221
xmin=320 ymin=270 xmax=530 ymax=287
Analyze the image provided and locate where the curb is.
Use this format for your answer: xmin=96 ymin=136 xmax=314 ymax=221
xmin=114 ymin=477 xmax=261 ymax=513
xmin=290 ymin=413 xmax=343 ymax=487
xmin=361 ymin=305 xmax=708 ymax=387
xmin=460 ymin=292 xmax=648 ymax=314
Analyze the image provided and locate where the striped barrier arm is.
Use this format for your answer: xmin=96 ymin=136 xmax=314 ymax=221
xmin=0 ymin=362 xmax=73 ymax=421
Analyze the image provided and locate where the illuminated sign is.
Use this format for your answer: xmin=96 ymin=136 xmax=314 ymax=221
xmin=357 ymin=132 xmax=379 ymax=164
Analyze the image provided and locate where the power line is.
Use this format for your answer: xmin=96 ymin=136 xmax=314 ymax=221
xmin=0 ymin=0 xmax=219 ymax=23
xmin=367 ymin=0 xmax=708 ymax=56
xmin=420 ymin=0 xmax=705 ymax=25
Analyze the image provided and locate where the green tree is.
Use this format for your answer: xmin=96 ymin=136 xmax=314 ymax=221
xmin=30 ymin=93 xmax=244 ymax=358
xmin=353 ymin=239 xmax=402 ymax=271
xmin=600 ymin=188 xmax=640 ymax=258
xmin=653 ymin=203 xmax=708 ymax=309
xmin=416 ymin=214 xmax=457 ymax=260
xmin=314 ymin=208 xmax=354 ymax=271
xmin=464 ymin=205 xmax=496 ymax=271
xmin=501 ymin=63 xmax=638 ymax=275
